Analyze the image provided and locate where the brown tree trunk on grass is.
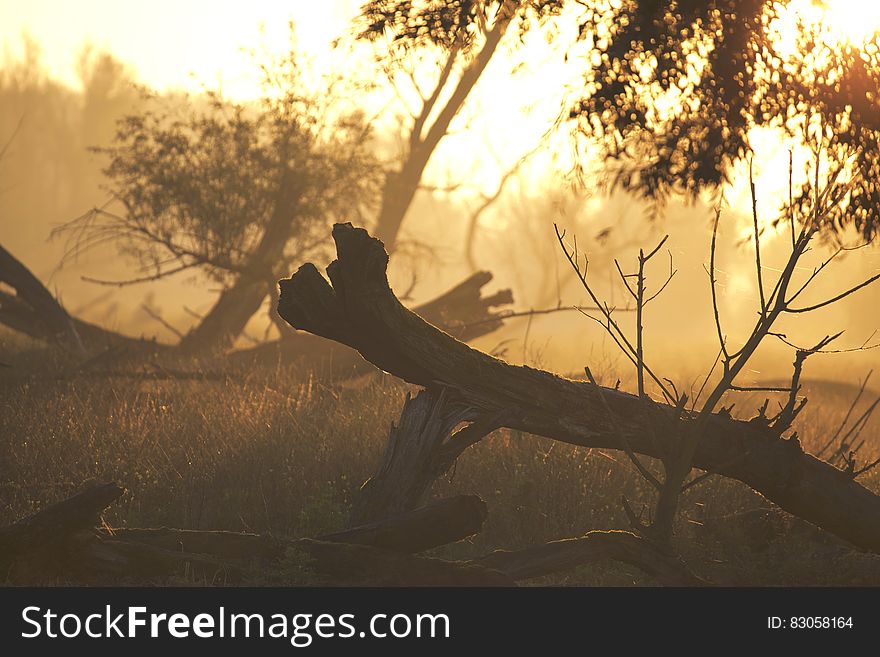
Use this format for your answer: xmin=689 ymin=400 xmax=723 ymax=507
xmin=0 ymin=244 xmax=84 ymax=353
xmin=470 ymin=530 xmax=705 ymax=586
xmin=0 ymin=483 xmax=502 ymax=585
xmin=227 ymin=269 xmax=513 ymax=373
xmin=276 ymin=223 xmax=880 ymax=553
xmin=1 ymin=243 xmax=171 ymax=356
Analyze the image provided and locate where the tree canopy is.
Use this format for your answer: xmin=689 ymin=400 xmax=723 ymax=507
xmin=361 ymin=0 xmax=880 ymax=239
xmin=67 ymin=54 xmax=378 ymax=289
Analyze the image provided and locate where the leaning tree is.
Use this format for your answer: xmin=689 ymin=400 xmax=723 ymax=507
xmin=57 ymin=52 xmax=380 ymax=355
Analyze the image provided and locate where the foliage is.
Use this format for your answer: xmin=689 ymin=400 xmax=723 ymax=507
xmin=360 ymin=1 xmax=880 ymax=240
xmin=66 ymin=48 xmax=380 ymax=286
xmin=571 ymin=0 xmax=880 ymax=238
xmin=358 ymin=0 xmax=563 ymax=52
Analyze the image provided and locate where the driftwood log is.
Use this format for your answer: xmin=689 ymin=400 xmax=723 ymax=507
xmin=1 ymin=483 xmax=703 ymax=585
xmin=0 ymin=245 xmax=84 ymax=353
xmin=0 ymin=245 xmax=169 ymax=355
xmin=351 ymin=387 xmax=508 ymax=525
xmin=276 ymin=223 xmax=880 ymax=553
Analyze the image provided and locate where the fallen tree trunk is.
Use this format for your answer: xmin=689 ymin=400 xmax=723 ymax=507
xmin=0 ymin=482 xmax=125 ymax=579
xmin=0 ymin=242 xmax=511 ymax=371
xmin=293 ymin=539 xmax=511 ymax=586
xmin=0 ymin=245 xmax=168 ymax=355
xmin=0 ymin=484 xmax=500 ymax=585
xmin=276 ymin=223 xmax=880 ymax=553
xmin=227 ymin=270 xmax=512 ymax=374
xmin=323 ymin=494 xmax=487 ymax=552
xmin=350 ymin=389 xmax=486 ymax=525
xmin=105 ymin=495 xmax=487 ymax=558
xmin=0 ymin=244 xmax=85 ymax=353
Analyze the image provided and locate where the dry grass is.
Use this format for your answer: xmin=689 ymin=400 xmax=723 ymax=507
xmin=2 ymin=329 xmax=880 ymax=585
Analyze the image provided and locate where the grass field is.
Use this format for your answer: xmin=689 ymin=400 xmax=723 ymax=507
xmin=3 ymin=329 xmax=880 ymax=586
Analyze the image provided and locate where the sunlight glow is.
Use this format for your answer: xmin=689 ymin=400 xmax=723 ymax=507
xmin=774 ymin=0 xmax=880 ymax=58
xmin=821 ymin=0 xmax=880 ymax=44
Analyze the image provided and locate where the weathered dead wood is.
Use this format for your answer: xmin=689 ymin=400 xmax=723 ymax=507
xmin=0 ymin=245 xmax=168 ymax=355
xmin=228 ymin=270 xmax=512 ymax=373
xmin=412 ymin=271 xmax=513 ymax=342
xmin=1 ymin=484 xmax=497 ymax=585
xmin=0 ymin=482 xmax=125 ymax=580
xmin=100 ymin=528 xmax=286 ymax=561
xmin=104 ymin=495 xmax=487 ymax=558
xmin=276 ymin=223 xmax=880 ymax=553
xmin=471 ymin=530 xmax=705 ymax=585
xmin=0 ymin=244 xmax=84 ymax=353
xmin=351 ymin=390 xmax=483 ymax=524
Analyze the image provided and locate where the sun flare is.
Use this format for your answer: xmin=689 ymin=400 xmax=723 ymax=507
xmin=820 ymin=0 xmax=880 ymax=44
xmin=775 ymin=0 xmax=880 ymax=56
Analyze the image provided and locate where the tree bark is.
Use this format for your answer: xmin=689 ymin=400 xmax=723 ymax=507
xmin=0 ymin=244 xmax=171 ymax=355
xmin=0 ymin=483 xmax=498 ymax=585
xmin=276 ymin=223 xmax=880 ymax=553
xmin=177 ymin=167 xmax=305 ymax=355
xmin=325 ymin=494 xmax=487 ymax=553
xmin=227 ymin=270 xmax=512 ymax=373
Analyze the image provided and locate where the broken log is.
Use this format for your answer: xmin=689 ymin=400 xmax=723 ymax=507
xmin=228 ymin=270 xmax=513 ymax=373
xmin=276 ymin=223 xmax=880 ymax=553
xmin=293 ymin=539 xmax=512 ymax=586
xmin=351 ymin=390 xmax=481 ymax=524
xmin=0 ymin=482 xmax=125 ymax=581
xmin=0 ymin=244 xmax=84 ymax=353
xmin=0 ymin=244 xmax=168 ymax=355
xmin=104 ymin=495 xmax=487 ymax=558
xmin=1 ymin=484 xmax=496 ymax=585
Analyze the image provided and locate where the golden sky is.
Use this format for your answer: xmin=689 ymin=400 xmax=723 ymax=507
xmin=1 ymin=1 xmax=879 ymax=374
xmin=0 ymin=1 xmax=358 ymax=97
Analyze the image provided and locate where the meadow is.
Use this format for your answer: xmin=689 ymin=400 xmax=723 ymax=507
xmin=3 ymin=329 xmax=878 ymax=586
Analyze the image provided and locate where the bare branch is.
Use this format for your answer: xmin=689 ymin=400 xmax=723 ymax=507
xmin=785 ymin=271 xmax=880 ymax=314
xmin=584 ymin=367 xmax=662 ymax=491
xmin=749 ymin=159 xmax=767 ymax=317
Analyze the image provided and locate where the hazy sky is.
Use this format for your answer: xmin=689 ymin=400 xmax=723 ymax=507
xmin=0 ymin=1 xmax=359 ymax=97
xmin=2 ymin=1 xmax=878 ymax=375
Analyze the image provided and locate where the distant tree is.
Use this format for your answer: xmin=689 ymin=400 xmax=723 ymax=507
xmin=65 ymin=50 xmax=379 ymax=353
xmin=0 ymin=41 xmax=139 ymax=252
xmin=356 ymin=0 xmax=565 ymax=252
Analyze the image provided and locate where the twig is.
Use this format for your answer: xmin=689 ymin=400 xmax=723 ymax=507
xmin=140 ymin=304 xmax=184 ymax=339
xmin=584 ymin=367 xmax=662 ymax=491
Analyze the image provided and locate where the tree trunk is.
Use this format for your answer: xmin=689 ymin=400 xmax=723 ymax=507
xmin=470 ymin=530 xmax=705 ymax=586
xmin=178 ymin=276 xmax=268 ymax=355
xmin=0 ymin=244 xmax=165 ymax=355
xmin=227 ymin=270 xmax=513 ymax=373
xmin=1 ymin=483 xmax=500 ymax=585
xmin=372 ymin=5 xmax=514 ymax=253
xmin=178 ymin=168 xmax=304 ymax=354
xmin=276 ymin=223 xmax=880 ymax=553
xmin=0 ymin=244 xmax=84 ymax=353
